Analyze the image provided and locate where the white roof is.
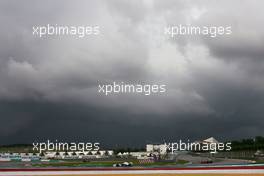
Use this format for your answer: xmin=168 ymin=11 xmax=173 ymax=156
xmin=203 ymin=137 xmax=219 ymax=143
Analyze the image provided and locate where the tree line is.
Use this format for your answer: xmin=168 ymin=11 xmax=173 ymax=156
xmin=230 ymin=136 xmax=264 ymax=151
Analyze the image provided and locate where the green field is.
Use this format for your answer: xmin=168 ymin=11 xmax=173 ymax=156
xmin=32 ymin=159 xmax=188 ymax=167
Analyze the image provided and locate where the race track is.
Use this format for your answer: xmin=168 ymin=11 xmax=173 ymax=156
xmin=1 ymin=165 xmax=264 ymax=175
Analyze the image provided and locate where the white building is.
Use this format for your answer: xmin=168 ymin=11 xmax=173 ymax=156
xmin=45 ymin=150 xmax=114 ymax=159
xmin=146 ymin=144 xmax=167 ymax=154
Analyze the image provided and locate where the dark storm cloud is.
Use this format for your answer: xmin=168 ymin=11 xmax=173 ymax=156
xmin=0 ymin=0 xmax=264 ymax=146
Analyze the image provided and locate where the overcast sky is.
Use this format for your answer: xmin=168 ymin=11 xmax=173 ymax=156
xmin=0 ymin=0 xmax=264 ymax=147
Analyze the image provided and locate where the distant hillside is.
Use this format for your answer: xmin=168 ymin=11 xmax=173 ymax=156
xmin=0 ymin=144 xmax=33 ymax=153
xmin=230 ymin=136 xmax=264 ymax=151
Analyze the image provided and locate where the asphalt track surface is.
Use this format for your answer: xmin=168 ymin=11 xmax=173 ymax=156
xmin=1 ymin=166 xmax=264 ymax=175
xmin=1 ymin=172 xmax=264 ymax=175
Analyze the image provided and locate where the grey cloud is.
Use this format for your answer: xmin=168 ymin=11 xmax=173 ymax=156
xmin=0 ymin=0 xmax=263 ymax=146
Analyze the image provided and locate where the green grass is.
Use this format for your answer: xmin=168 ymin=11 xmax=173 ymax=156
xmin=134 ymin=160 xmax=188 ymax=166
xmin=32 ymin=159 xmax=188 ymax=167
xmin=32 ymin=160 xmax=136 ymax=167
xmin=255 ymin=159 xmax=264 ymax=164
